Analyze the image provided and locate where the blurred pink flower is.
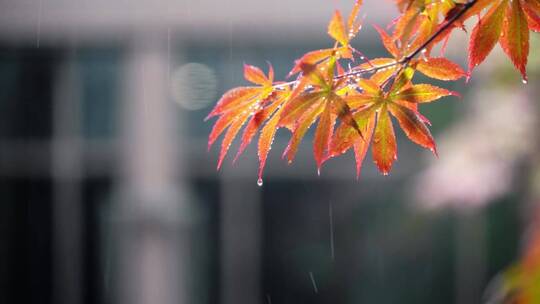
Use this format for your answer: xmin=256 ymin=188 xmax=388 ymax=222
xmin=414 ymin=88 xmax=536 ymax=210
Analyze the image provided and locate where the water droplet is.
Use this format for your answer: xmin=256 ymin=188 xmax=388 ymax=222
xmin=257 ymin=178 xmax=263 ymax=186
xmin=382 ymin=172 xmax=389 ymax=176
xmin=317 ymin=168 xmax=321 ymax=176
xmin=522 ymin=79 xmax=528 ymax=84
xmin=360 ymin=56 xmax=365 ymax=60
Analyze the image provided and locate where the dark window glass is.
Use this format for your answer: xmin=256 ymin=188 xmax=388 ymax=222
xmin=0 ymin=48 xmax=56 ymax=140
xmin=0 ymin=178 xmax=53 ymax=304
xmin=78 ymin=48 xmax=121 ymax=140
xmin=82 ymin=178 xmax=112 ymax=304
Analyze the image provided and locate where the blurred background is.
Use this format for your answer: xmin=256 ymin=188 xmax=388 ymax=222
xmin=0 ymin=0 xmax=539 ymax=304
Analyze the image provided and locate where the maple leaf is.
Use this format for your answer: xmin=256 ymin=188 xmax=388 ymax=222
xmin=371 ymin=24 xmax=466 ymax=82
xmin=329 ymin=102 xmax=376 ymax=177
xmin=254 ymin=89 xmax=291 ymax=181
xmin=207 ymin=63 xmax=278 ymax=170
xmin=500 ymin=0 xmax=530 ymax=82
xmin=390 ymin=0 xmax=537 ymax=81
xmin=425 ymin=0 xmax=494 ymax=54
xmin=373 ymin=24 xmax=400 ymax=58
xmin=469 ymin=0 xmax=537 ymax=81
xmin=404 ymin=4 xmax=440 ymax=55
xmin=288 ymin=0 xmax=364 ymax=77
xmin=468 ymin=0 xmax=507 ymax=74
xmin=392 ymin=1 xmax=422 ymax=48
xmin=389 ymin=0 xmax=452 ymax=53
xmin=280 ymin=60 xmax=363 ymax=171
xmin=328 ymin=0 xmax=364 ymax=47
xmin=523 ymin=0 xmax=540 ymax=32
xmin=329 ymin=70 xmax=457 ymax=176
xmin=288 ymin=48 xmax=342 ymax=77
xmin=394 ymin=0 xmax=416 ymax=13
xmin=372 ymin=104 xmax=397 ymax=175
xmin=412 ymin=57 xmax=467 ymax=81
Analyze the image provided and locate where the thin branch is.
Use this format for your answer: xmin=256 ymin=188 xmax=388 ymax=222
xmin=402 ymin=0 xmax=477 ymax=62
xmin=274 ymin=0 xmax=477 ymax=90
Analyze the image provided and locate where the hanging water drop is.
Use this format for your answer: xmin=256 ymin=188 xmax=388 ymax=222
xmin=257 ymin=178 xmax=263 ymax=186
xmin=522 ymin=79 xmax=528 ymax=84
xmin=317 ymin=168 xmax=321 ymax=176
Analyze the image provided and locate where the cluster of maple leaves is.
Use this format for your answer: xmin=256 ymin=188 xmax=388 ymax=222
xmin=207 ymin=0 xmax=539 ymax=182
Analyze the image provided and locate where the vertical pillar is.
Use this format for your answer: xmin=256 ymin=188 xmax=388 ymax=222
xmin=115 ymin=35 xmax=187 ymax=304
xmin=52 ymin=54 xmax=83 ymax=304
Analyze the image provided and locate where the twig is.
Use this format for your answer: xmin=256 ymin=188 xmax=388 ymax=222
xmin=273 ymin=0 xmax=477 ymax=90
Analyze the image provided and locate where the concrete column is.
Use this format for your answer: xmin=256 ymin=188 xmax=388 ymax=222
xmin=115 ymin=34 xmax=187 ymax=304
xmin=52 ymin=53 xmax=83 ymax=304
